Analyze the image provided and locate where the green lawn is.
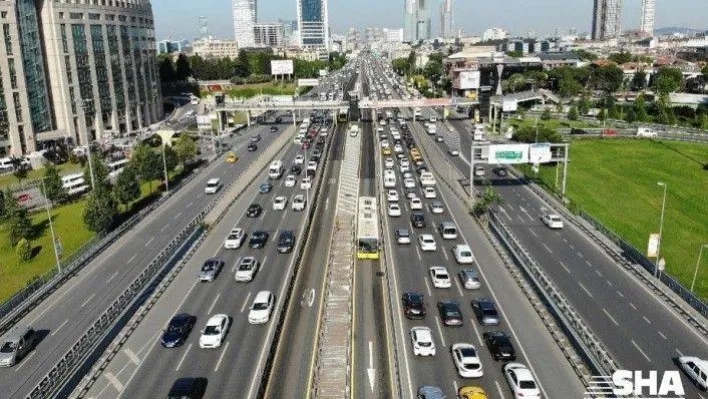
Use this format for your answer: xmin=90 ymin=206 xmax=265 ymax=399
xmin=522 ymin=139 xmax=708 ymax=299
xmin=0 ymin=163 xmax=83 ymax=190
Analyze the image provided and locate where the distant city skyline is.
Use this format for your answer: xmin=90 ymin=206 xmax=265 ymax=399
xmin=151 ymin=0 xmax=707 ymax=40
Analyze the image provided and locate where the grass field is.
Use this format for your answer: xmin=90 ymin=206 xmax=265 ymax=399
xmin=0 ymin=163 xmax=83 ymax=190
xmin=522 ymin=139 xmax=708 ymax=299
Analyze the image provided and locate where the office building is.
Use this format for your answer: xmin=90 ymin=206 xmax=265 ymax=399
xmin=640 ymin=0 xmax=655 ymax=36
xmin=254 ymin=23 xmax=284 ymax=47
xmin=199 ymin=16 xmax=209 ymax=39
xmin=592 ymin=0 xmax=623 ymax=41
xmin=192 ymin=38 xmax=240 ymax=59
xmin=404 ymin=0 xmax=431 ymax=42
xmin=297 ymin=0 xmax=329 ymax=51
xmin=482 ymin=27 xmax=509 ymax=41
xmin=440 ymin=0 xmax=452 ymax=39
xmin=233 ymin=0 xmax=257 ymax=47
xmin=383 ymin=28 xmax=404 ymax=43
xmin=0 ymin=0 xmax=161 ymax=156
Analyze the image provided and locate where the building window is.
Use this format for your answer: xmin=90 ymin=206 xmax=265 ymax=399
xmin=89 ymin=13 xmax=101 ymax=20
xmin=60 ymin=24 xmax=69 ymax=53
xmin=13 ymin=92 xmax=22 ymax=123
xmin=8 ymin=59 xmax=17 ymax=89
xmin=70 ymin=13 xmax=84 ymax=20
xmin=2 ymin=24 xmax=12 ymax=56
xmin=72 ymin=24 xmax=95 ymax=115
xmin=64 ymin=55 xmax=73 ymax=84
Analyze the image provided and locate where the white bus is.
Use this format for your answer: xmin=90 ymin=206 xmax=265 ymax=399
xmin=107 ymin=159 xmax=129 ymax=182
xmin=61 ymin=173 xmax=89 ymax=196
xmin=268 ymin=160 xmax=284 ymax=180
xmin=357 ymin=197 xmax=379 ymax=260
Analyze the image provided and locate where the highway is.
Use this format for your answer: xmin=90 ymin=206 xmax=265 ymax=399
xmin=0 ymin=121 xmax=285 ymax=398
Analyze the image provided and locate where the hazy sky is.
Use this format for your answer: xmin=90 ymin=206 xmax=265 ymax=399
xmin=151 ymin=0 xmax=708 ymax=41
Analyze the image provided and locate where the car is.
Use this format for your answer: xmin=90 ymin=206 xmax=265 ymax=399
xmin=198 ymin=259 xmax=224 ymax=282
xmin=395 ymin=228 xmax=411 ymax=245
xmin=423 ymin=187 xmax=436 ymax=199
xmin=388 ymin=203 xmax=402 ymax=217
xmin=404 ymin=178 xmax=416 ymax=188
xmin=437 ymin=301 xmax=463 ymax=326
xmin=431 ymin=201 xmax=444 ymax=214
xmin=451 ymin=343 xmax=484 ymax=378
xmin=394 ymin=144 xmax=404 ymax=153
xmin=273 ymin=196 xmax=287 ymax=211
xmin=387 ymin=189 xmax=399 ymax=202
xmin=251 ymin=134 xmax=261 ymax=142
xmin=429 ymin=266 xmax=451 ymax=288
xmin=294 ymin=154 xmax=305 ymax=164
xmin=234 ymin=256 xmax=259 ymax=282
xmin=405 ymin=189 xmax=417 ymax=199
xmin=247 ymin=231 xmax=269 ymax=249
xmin=419 ymin=234 xmax=437 ymax=252
xmin=285 ymin=175 xmax=297 ymax=187
xmin=458 ymin=269 xmax=481 ymax=290
xmin=448 ymin=149 xmax=460 ymax=156
xmin=678 ymin=356 xmax=708 ymax=391
xmin=166 ymin=377 xmax=208 ymax=399
xmin=300 ymin=176 xmax=312 ymax=189
xmin=290 ymin=165 xmax=302 ymax=175
xmin=417 ymin=386 xmax=445 ymax=399
xmin=399 ymin=163 xmax=410 ymax=173
xmin=277 ymin=230 xmax=295 ymax=253
xmin=493 ymin=167 xmax=508 ymax=177
xmin=402 ymin=292 xmax=426 ymax=319
xmin=270 ymin=126 xmax=278 ymax=133
xmin=410 ymin=197 xmax=423 ymax=210
xmin=382 ymin=147 xmax=392 ymax=155
xmin=259 ymin=183 xmax=273 ymax=194
xmin=410 ymin=326 xmax=436 ymax=356
xmin=0 ymin=326 xmax=37 ymax=367
xmin=504 ymin=363 xmax=541 ymax=399
xmin=483 ymin=331 xmax=517 ymax=361
xmin=458 ymin=386 xmax=488 ymax=399
xmin=226 ymin=152 xmax=238 ymax=163
xmin=307 ymin=161 xmax=318 ymax=172
xmin=472 ymin=298 xmax=500 ymax=326
xmin=199 ymin=314 xmax=230 ymax=348
xmin=403 ymin=172 xmax=413 ymax=180
xmin=160 ymin=313 xmax=197 ymax=348
xmin=223 ymin=227 xmax=245 ymax=249
xmin=452 ymin=244 xmax=474 ymax=264
xmin=410 ymin=212 xmax=426 ymax=228
xmin=204 ymin=178 xmax=221 ymax=194
xmin=301 ymin=141 xmax=311 ymax=150
xmin=248 ymin=291 xmax=274 ymax=324
xmin=292 ymin=194 xmax=306 ymax=211
xmin=247 ymin=143 xmax=258 ymax=152
xmin=474 ymin=166 xmax=485 ymax=177
xmin=385 ymin=158 xmax=395 ymax=168
xmin=246 ymin=203 xmax=262 ymax=217
xmin=541 ymin=214 xmax=564 ymax=229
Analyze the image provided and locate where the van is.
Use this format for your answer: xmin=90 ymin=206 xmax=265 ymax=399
xmin=0 ymin=326 xmax=37 ymax=367
xmin=636 ymin=127 xmax=658 ymax=138
xmin=0 ymin=157 xmax=14 ymax=172
xmin=439 ymin=221 xmax=458 ymax=240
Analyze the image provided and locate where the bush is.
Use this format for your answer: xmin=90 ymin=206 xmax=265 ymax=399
xmin=16 ymin=238 xmax=32 ymax=261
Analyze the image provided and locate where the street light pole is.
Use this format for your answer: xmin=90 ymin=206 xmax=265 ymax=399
xmin=690 ymin=244 xmax=707 ymax=293
xmin=41 ymin=179 xmax=62 ymax=273
xmin=161 ymin=143 xmax=170 ymax=195
xmin=76 ymin=99 xmax=96 ymax=189
xmin=655 ymin=181 xmax=668 ymax=278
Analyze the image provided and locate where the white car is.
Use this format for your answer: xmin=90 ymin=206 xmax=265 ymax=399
xmin=199 ymin=314 xmax=230 ymax=348
xmin=285 ymin=175 xmax=296 ymax=187
xmin=294 ymin=154 xmax=304 ymax=164
xmin=451 ymin=343 xmax=484 ymax=378
xmin=400 ymin=159 xmax=410 ymax=168
xmin=307 ymin=161 xmax=318 ymax=172
xmin=394 ymin=144 xmax=404 ymax=153
xmin=678 ymin=356 xmax=708 ymax=391
xmin=453 ymin=244 xmax=474 ymax=264
xmin=410 ymin=197 xmax=423 ymax=210
xmin=403 ymin=172 xmax=413 ymax=180
xmin=448 ymin=149 xmax=460 ymax=156
xmin=388 ymin=203 xmax=402 ymax=217
xmin=234 ymin=256 xmax=259 ymax=282
xmin=385 ymin=158 xmax=395 ymax=168
xmin=429 ymin=116 xmax=437 ymax=123
xmin=273 ymin=196 xmax=287 ymax=211
xmin=387 ymin=190 xmax=399 ymax=202
xmin=248 ymin=291 xmax=274 ymax=324
xmin=404 ymin=178 xmax=416 ymax=188
xmin=381 ymin=139 xmax=390 ymax=148
xmin=474 ymin=166 xmax=485 ymax=177
xmin=223 ymin=227 xmax=245 ymax=249
xmin=429 ymin=266 xmax=451 ymax=288
xmin=504 ymin=363 xmax=541 ymax=399
xmin=396 ymin=228 xmax=411 ymax=244
xmin=541 ymin=214 xmax=564 ymax=229
xmin=418 ymin=234 xmax=437 ymax=252
xmin=292 ymin=194 xmax=306 ymax=211
xmin=204 ymin=178 xmax=221 ymax=194
xmin=300 ymin=177 xmax=312 ymax=189
xmin=410 ymin=326 xmax=436 ymax=356
xmin=423 ymin=187 xmax=436 ymax=199
xmin=431 ymin=201 xmax=444 ymax=214
xmin=399 ymin=163 xmax=410 ymax=173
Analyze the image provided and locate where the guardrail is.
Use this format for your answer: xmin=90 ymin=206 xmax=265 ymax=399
xmin=559 ymin=129 xmax=708 ymax=144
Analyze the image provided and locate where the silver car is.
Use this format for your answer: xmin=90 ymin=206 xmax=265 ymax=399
xmin=198 ymin=259 xmax=224 ymax=282
xmin=458 ymin=269 xmax=481 ymax=290
xmin=0 ymin=326 xmax=36 ymax=367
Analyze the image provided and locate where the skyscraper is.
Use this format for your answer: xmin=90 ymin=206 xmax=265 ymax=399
xmin=592 ymin=0 xmax=623 ymax=41
xmin=199 ymin=16 xmax=209 ymax=39
xmin=440 ymin=0 xmax=453 ymax=39
xmin=404 ymin=0 xmax=431 ymax=42
xmin=404 ymin=0 xmax=416 ymax=42
xmin=297 ymin=0 xmax=330 ymax=51
xmin=233 ymin=0 xmax=257 ymax=47
xmin=640 ymin=0 xmax=656 ymax=36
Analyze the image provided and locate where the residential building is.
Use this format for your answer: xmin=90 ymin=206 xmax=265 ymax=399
xmin=383 ymin=28 xmax=404 ymax=43
xmin=482 ymin=27 xmax=509 ymax=41
xmin=254 ymin=23 xmax=284 ymax=47
xmin=233 ymin=0 xmax=257 ymax=47
xmin=640 ymin=0 xmax=655 ymax=36
xmin=404 ymin=0 xmax=430 ymax=42
xmin=592 ymin=0 xmax=622 ymax=41
xmin=297 ymin=0 xmax=329 ymax=51
xmin=440 ymin=0 xmax=452 ymax=39
xmin=0 ymin=0 xmax=161 ymax=156
xmin=192 ymin=38 xmax=240 ymax=59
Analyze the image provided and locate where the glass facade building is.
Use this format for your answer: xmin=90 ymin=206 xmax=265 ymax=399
xmin=297 ymin=0 xmax=329 ymax=51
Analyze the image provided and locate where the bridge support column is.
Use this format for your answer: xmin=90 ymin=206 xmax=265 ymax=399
xmin=246 ymin=110 xmax=251 ymax=128
xmin=292 ymin=109 xmax=296 ymax=127
xmin=333 ymin=108 xmax=338 ymax=126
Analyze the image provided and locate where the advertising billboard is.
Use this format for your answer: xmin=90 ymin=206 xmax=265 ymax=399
xmin=270 ymin=60 xmax=294 ymax=75
xmin=502 ymin=100 xmax=519 ymax=112
xmin=529 ymin=143 xmax=553 ymax=164
xmin=297 ymin=78 xmax=319 ymax=87
xmin=196 ymin=115 xmax=213 ymax=130
xmin=488 ymin=144 xmax=529 ymax=164
xmin=319 ymin=69 xmax=328 ymax=77
xmin=458 ymin=71 xmax=481 ymax=89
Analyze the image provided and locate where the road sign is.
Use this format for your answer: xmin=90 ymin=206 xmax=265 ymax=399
xmin=488 ymin=144 xmax=529 ymax=164
xmin=647 ymin=233 xmax=660 ymax=258
xmin=657 ymin=258 xmax=666 ymax=271
xmin=529 ymin=143 xmax=552 ymax=164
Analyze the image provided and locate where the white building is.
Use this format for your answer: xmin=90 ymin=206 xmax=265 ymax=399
xmin=254 ymin=23 xmax=284 ymax=47
xmin=482 ymin=27 xmax=509 ymax=41
xmin=640 ymin=0 xmax=656 ymax=36
xmin=297 ymin=0 xmax=330 ymax=51
xmin=192 ymin=38 xmax=240 ymax=59
xmin=233 ymin=0 xmax=257 ymax=47
xmin=383 ymin=28 xmax=404 ymax=43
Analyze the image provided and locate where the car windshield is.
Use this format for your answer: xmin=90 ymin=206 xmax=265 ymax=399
xmin=0 ymin=342 xmax=16 ymax=353
xmin=204 ymin=325 xmax=220 ymax=335
xmin=446 ymin=309 xmax=460 ymax=317
xmin=483 ymin=308 xmax=498 ymax=316
xmin=253 ymin=303 xmax=269 ymax=311
xmin=461 ymin=251 xmax=472 ymax=257
xmin=460 ymin=348 xmax=477 ymax=357
xmin=201 ymin=263 xmax=214 ymax=271
xmin=167 ymin=322 xmax=187 ymax=333
xmin=399 ymin=230 xmax=409 ymax=237
xmin=207 ymin=182 xmax=218 ymax=187
xmin=520 ymin=380 xmax=537 ymax=389
xmin=239 ymin=263 xmax=253 ymax=271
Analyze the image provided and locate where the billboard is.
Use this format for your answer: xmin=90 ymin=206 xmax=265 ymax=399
xmin=502 ymin=100 xmax=519 ymax=112
xmin=529 ymin=143 xmax=553 ymax=164
xmin=458 ymin=71 xmax=481 ymax=89
xmin=488 ymin=144 xmax=529 ymax=164
xmin=271 ymin=60 xmax=294 ymax=75
xmin=319 ymin=69 xmax=328 ymax=77
xmin=647 ymin=233 xmax=660 ymax=258
xmin=196 ymin=115 xmax=212 ymax=130
xmin=297 ymin=78 xmax=319 ymax=87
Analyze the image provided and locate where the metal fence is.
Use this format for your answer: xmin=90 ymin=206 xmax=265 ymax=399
xmin=559 ymin=128 xmax=708 ymax=144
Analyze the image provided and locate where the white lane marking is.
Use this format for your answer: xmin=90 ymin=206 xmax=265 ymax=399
xmin=542 ymin=243 xmax=553 ymax=254
xmin=595 ymin=270 xmax=603 ymax=277
xmin=454 ymin=278 xmax=464 ymax=297
xmin=207 ymin=292 xmax=221 ymax=314
xmin=453 ymin=380 xmax=459 ymax=393
xmin=577 ymin=251 xmax=584 ymax=258
xmin=559 ymin=261 xmax=571 ymax=274
xmin=241 ymin=291 xmax=252 ymax=313
xmin=629 ymin=302 xmax=637 ymax=310
xmin=186 ymin=201 xmax=193 ymax=208
xmin=442 ymin=247 xmax=449 ymax=261
xmin=585 ymin=260 xmax=592 ymax=267
xmin=658 ymin=331 xmax=667 ymax=340
xmin=81 ymin=293 xmax=96 ymax=308
xmin=106 ymin=271 xmax=119 ymax=284
xmin=495 ymin=380 xmax=507 ymax=399
xmin=617 ymin=290 xmax=624 ymax=298
xmin=602 ymin=308 xmax=619 ymax=326
xmin=14 ymin=351 xmax=36 ymax=371
xmin=175 ymin=344 xmax=192 ymax=371
xmin=569 ymin=244 xmax=575 ymax=250
xmin=104 ymin=372 xmax=124 ymax=392
xmin=416 ymin=247 xmax=422 ymax=260
xmin=127 ymin=254 xmax=137 ymax=264
xmin=529 ymin=229 xmax=538 ymax=237
xmin=260 ymin=210 xmax=268 ymax=221
xmin=144 ymin=237 xmax=155 ymax=247
xmin=642 ymin=316 xmax=651 ymax=325
xmin=631 ymin=340 xmax=652 ymax=363
xmin=123 ymin=348 xmax=140 ymax=365
xmin=578 ymin=282 xmax=594 ymax=298
xmin=434 ymin=317 xmax=447 ymax=347
xmin=214 ymin=341 xmax=230 ymax=372
xmin=160 ymin=224 xmax=170 ymax=232
xmin=52 ymin=319 xmax=69 ymax=336
xmin=676 ymin=348 xmax=684 ymax=357
xmin=562 ymin=238 xmax=568 ymax=243
xmin=423 ymin=277 xmax=433 ymax=296
xmin=470 ymin=319 xmax=484 ymax=346
xmin=607 ymin=280 xmax=613 ymax=287
xmin=499 ymin=206 xmax=513 ymax=221
xmin=172 ymin=212 xmax=182 ymax=221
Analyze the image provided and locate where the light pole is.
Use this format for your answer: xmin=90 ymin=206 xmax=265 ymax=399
xmin=41 ymin=179 xmax=62 ymax=273
xmin=655 ymin=181 xmax=668 ymax=278
xmin=691 ymin=244 xmax=708 ymax=293
xmin=76 ymin=98 xmax=96 ymax=189
xmin=161 ymin=142 xmax=170 ymax=195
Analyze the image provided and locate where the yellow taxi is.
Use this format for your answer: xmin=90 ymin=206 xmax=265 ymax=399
xmin=382 ymin=147 xmax=392 ymax=156
xmin=458 ymin=385 xmax=488 ymax=399
xmin=410 ymin=148 xmax=420 ymax=156
xmin=226 ymin=152 xmax=238 ymax=164
xmin=412 ymin=154 xmax=423 ymax=163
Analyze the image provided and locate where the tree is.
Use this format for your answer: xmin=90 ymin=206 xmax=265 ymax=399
xmin=8 ymin=206 xmax=32 ymax=247
xmin=503 ymin=73 xmax=527 ymax=93
xmin=578 ymin=96 xmax=591 ymax=115
xmin=174 ymin=134 xmax=197 ymax=165
xmin=634 ymin=94 xmax=649 ymax=122
xmin=12 ymin=161 xmax=28 ymax=185
xmin=631 ymin=70 xmax=648 ymax=91
xmin=608 ymin=51 xmax=632 ymax=65
xmin=83 ymin=185 xmax=118 ymax=232
xmin=41 ymin=164 xmax=67 ymax=204
xmin=0 ymin=189 xmax=5 ymax=220
xmin=557 ymin=76 xmax=583 ymax=98
xmin=592 ymin=65 xmax=625 ymax=93
xmin=541 ymin=108 xmax=552 ymax=121
xmin=423 ymin=59 xmax=443 ymax=85
xmin=15 ymin=238 xmax=32 ymax=261
xmin=625 ymin=107 xmax=637 ymax=123
xmin=703 ymin=65 xmax=708 ymax=80
xmin=513 ymin=125 xmax=562 ymax=143
xmin=1 ymin=189 xmax=16 ymax=220
xmin=163 ymin=145 xmax=179 ymax=173
xmin=140 ymin=151 xmax=164 ymax=193
xmin=158 ymin=57 xmax=177 ymax=83
xmin=84 ymin=151 xmax=109 ymax=188
xmin=472 ymin=185 xmax=505 ymax=218
xmin=572 ymin=49 xmax=599 ymax=61
xmin=113 ymin=166 xmax=141 ymax=210
xmin=700 ymin=114 xmax=708 ymax=130
xmin=567 ymin=105 xmax=580 ymax=121
xmin=175 ymin=53 xmax=192 ymax=81
xmin=652 ymin=67 xmax=684 ymax=97
xmin=506 ymin=50 xmax=523 ymax=58
xmin=597 ymin=108 xmax=607 ymax=121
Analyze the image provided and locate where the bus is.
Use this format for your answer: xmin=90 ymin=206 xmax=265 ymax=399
xmin=357 ymin=197 xmax=379 ymax=260
xmin=61 ymin=173 xmax=89 ymax=196
xmin=337 ymin=108 xmax=348 ymax=122
xmin=107 ymin=159 xmax=129 ymax=182
xmin=268 ymin=160 xmax=284 ymax=179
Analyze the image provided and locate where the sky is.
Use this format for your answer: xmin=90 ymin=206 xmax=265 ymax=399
xmin=151 ymin=0 xmax=708 ymax=41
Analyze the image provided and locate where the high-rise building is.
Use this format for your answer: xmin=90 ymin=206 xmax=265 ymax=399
xmin=640 ymin=0 xmax=655 ymax=36
xmin=297 ymin=0 xmax=329 ymax=51
xmin=440 ymin=0 xmax=452 ymax=39
xmin=199 ymin=16 xmax=209 ymax=39
xmin=233 ymin=0 xmax=257 ymax=47
xmin=592 ymin=0 xmax=623 ymax=41
xmin=0 ymin=0 xmax=162 ymax=156
xmin=404 ymin=0 xmax=431 ymax=42
xmin=254 ymin=23 xmax=284 ymax=47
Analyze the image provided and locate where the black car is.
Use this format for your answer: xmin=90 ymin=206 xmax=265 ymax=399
xmin=167 ymin=377 xmax=208 ymax=399
xmin=316 ymin=136 xmax=326 ymax=145
xmin=274 ymin=117 xmax=282 ymax=124
xmin=161 ymin=314 xmax=196 ymax=348
xmin=493 ymin=167 xmax=508 ymax=177
xmin=277 ymin=230 xmax=295 ymax=254
xmin=247 ymin=143 xmax=258 ymax=152
xmin=312 ymin=149 xmax=322 ymax=158
xmin=416 ymin=165 xmax=428 ymax=175
xmin=472 ymin=298 xmax=500 ymax=326
xmin=437 ymin=301 xmax=463 ymax=326
xmin=483 ymin=331 xmax=517 ymax=361
xmin=270 ymin=126 xmax=278 ymax=133
xmin=306 ymin=169 xmax=315 ymax=178
xmin=246 ymin=204 xmax=262 ymax=218
xmin=291 ymin=165 xmax=302 ymax=175
xmin=248 ymin=231 xmax=269 ymax=249
xmin=310 ymin=154 xmax=321 ymax=163
xmin=402 ymin=292 xmax=426 ymax=319
xmin=410 ymin=212 xmax=426 ymax=228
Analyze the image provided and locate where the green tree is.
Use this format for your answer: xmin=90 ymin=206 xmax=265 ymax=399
xmin=699 ymin=114 xmax=708 ymax=129
xmin=41 ymin=164 xmax=67 ymax=204
xmin=140 ymin=151 xmax=164 ymax=193
xmin=625 ymin=107 xmax=637 ymax=123
xmin=1 ymin=189 xmax=17 ymax=220
xmin=567 ymin=105 xmax=580 ymax=121
xmin=557 ymin=76 xmax=583 ymax=98
xmin=15 ymin=238 xmax=32 ymax=261
xmin=175 ymin=53 xmax=192 ymax=81
xmin=634 ymin=95 xmax=649 ymax=122
xmin=12 ymin=162 xmax=28 ymax=185
xmin=512 ymin=125 xmax=562 ymax=143
xmin=130 ymin=144 xmax=151 ymax=177
xmin=593 ymin=65 xmax=625 ymax=93
xmin=83 ymin=185 xmax=118 ymax=232
xmin=524 ymin=70 xmax=549 ymax=89
xmin=703 ymin=65 xmax=708 ymax=80
xmin=163 ymin=145 xmax=179 ymax=173
xmin=505 ymin=50 xmax=523 ymax=58
xmin=503 ymin=73 xmax=527 ymax=93
xmin=572 ymin=49 xmax=598 ymax=61
xmin=597 ymin=108 xmax=607 ymax=121
xmin=652 ymin=67 xmax=684 ymax=97
xmin=631 ymin=70 xmax=647 ymax=91
xmin=578 ymin=96 xmax=591 ymax=115
xmin=8 ymin=206 xmax=32 ymax=247
xmin=84 ymin=151 xmax=109 ymax=188
xmin=423 ymin=59 xmax=443 ymax=85
xmin=608 ymin=51 xmax=632 ymax=65
xmin=0 ymin=189 xmax=5 ymax=220
xmin=174 ymin=134 xmax=197 ymax=165
xmin=541 ymin=108 xmax=552 ymax=121
xmin=158 ymin=57 xmax=177 ymax=83
xmin=472 ymin=185 xmax=505 ymax=217
xmin=113 ymin=166 xmax=141 ymax=211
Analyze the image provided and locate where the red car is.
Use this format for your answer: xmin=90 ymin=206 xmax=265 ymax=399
xmin=602 ymin=129 xmax=618 ymax=137
xmin=301 ymin=141 xmax=311 ymax=150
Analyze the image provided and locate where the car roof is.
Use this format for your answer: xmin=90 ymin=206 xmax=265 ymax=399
xmin=207 ymin=178 xmax=219 ymax=184
xmin=207 ymin=314 xmax=227 ymax=324
xmin=2 ymin=325 xmax=32 ymax=341
xmin=508 ymin=363 xmax=533 ymax=379
xmin=254 ymin=291 xmax=272 ymax=302
xmin=412 ymin=327 xmax=432 ymax=339
xmin=417 ymin=386 xmax=444 ymax=398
